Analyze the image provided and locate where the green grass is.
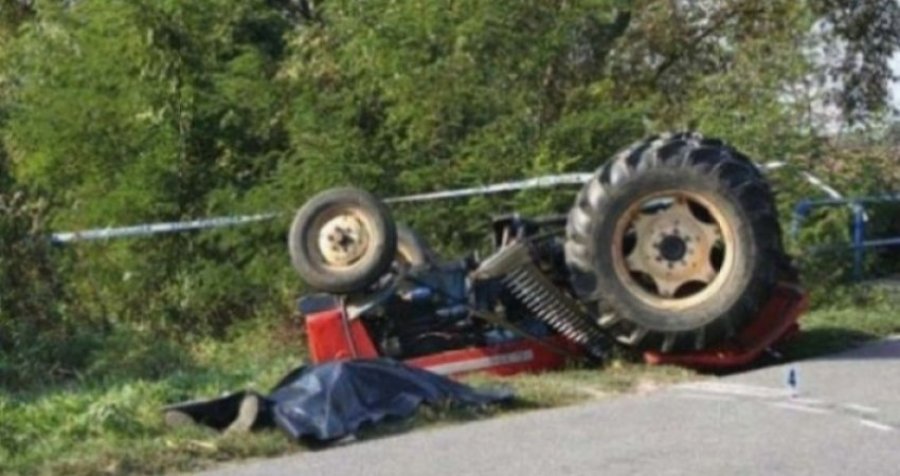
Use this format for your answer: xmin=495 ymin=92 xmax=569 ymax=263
xmin=1 ymin=300 xmax=897 ymax=475
xmin=0 ymin=320 xmax=304 ymax=475
xmin=779 ymin=304 xmax=899 ymax=359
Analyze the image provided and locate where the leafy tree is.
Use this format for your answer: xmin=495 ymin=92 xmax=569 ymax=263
xmin=0 ymin=0 xmax=897 ymax=349
xmin=609 ymin=2 xmax=816 ymax=140
xmin=811 ymin=0 xmax=900 ymax=123
xmin=2 ymin=0 xmax=297 ymax=330
xmin=0 ymin=0 xmax=34 ymax=43
xmin=269 ymin=0 xmax=647 ymax=248
xmin=609 ymin=0 xmax=900 ymax=127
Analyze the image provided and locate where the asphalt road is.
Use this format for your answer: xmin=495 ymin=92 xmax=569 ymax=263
xmin=202 ymin=337 xmax=900 ymax=476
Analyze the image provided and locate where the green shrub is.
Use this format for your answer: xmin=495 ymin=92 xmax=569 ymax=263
xmin=0 ymin=180 xmax=72 ymax=386
xmin=776 ymin=142 xmax=900 ymax=297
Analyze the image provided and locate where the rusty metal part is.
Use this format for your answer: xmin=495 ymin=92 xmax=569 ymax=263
xmin=395 ymin=242 xmax=417 ymax=268
xmin=612 ymin=192 xmax=736 ymax=310
xmin=474 ymin=243 xmax=608 ymax=359
xmin=470 ymin=309 xmax=583 ymax=360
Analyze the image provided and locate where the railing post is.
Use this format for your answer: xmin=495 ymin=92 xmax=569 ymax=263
xmin=851 ymin=202 xmax=866 ymax=281
xmin=791 ymin=200 xmax=813 ymax=240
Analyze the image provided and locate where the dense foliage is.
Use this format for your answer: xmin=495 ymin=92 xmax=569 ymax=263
xmin=0 ymin=0 xmax=897 ymax=386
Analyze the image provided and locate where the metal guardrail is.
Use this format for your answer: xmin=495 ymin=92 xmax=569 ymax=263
xmin=792 ymin=196 xmax=900 ymax=281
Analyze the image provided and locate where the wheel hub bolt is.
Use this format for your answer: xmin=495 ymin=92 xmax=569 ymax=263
xmin=659 ymin=235 xmax=688 ymax=262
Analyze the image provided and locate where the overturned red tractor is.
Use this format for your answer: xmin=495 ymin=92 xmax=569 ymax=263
xmin=288 ymin=133 xmax=807 ymax=376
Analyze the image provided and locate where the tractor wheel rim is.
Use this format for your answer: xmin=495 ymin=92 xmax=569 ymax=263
xmin=611 ymin=191 xmax=737 ymax=311
xmin=315 ymin=207 xmax=372 ymax=267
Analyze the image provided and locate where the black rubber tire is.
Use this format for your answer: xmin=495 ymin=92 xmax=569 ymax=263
xmin=289 ymin=187 xmax=397 ymax=293
xmin=396 ymin=223 xmax=438 ymax=268
xmin=565 ymin=132 xmax=787 ymax=352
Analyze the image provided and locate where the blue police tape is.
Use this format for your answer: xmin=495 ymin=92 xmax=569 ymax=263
xmin=382 ymin=173 xmax=594 ymax=204
xmin=50 ymin=173 xmax=593 ymax=244
xmin=49 ymin=165 xmax=840 ymax=244
xmin=51 ymin=213 xmax=279 ymax=244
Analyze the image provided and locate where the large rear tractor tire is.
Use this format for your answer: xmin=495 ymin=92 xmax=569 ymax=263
xmin=289 ymin=187 xmax=397 ymax=293
xmin=565 ymin=132 xmax=789 ymax=352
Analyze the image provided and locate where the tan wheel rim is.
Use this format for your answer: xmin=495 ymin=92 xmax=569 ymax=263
xmin=611 ymin=191 xmax=737 ymax=311
xmin=312 ymin=206 xmax=374 ymax=269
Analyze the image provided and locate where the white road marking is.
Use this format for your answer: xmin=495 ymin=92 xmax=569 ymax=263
xmin=676 ymin=382 xmax=793 ymax=399
xmin=674 ymin=392 xmax=736 ymax=402
xmin=858 ymin=419 xmax=894 ymax=432
xmin=791 ymin=397 xmax=825 ymax=406
xmin=770 ymin=402 xmax=832 ymax=415
xmin=843 ymin=403 xmax=880 ymax=415
xmin=674 ymin=379 xmax=898 ymax=435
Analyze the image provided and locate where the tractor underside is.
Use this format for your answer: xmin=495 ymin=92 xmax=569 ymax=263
xmin=288 ymin=133 xmax=809 ymax=377
xmin=298 ymin=215 xmax=807 ymax=377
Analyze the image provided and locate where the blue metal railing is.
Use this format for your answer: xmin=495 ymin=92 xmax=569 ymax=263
xmin=792 ymin=196 xmax=900 ymax=280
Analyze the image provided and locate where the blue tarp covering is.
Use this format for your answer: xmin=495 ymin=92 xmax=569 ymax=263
xmin=270 ymin=359 xmax=512 ymax=440
xmin=164 ymin=359 xmax=513 ymax=442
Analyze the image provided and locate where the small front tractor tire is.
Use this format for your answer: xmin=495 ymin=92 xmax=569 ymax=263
xmin=289 ymin=187 xmax=397 ymax=293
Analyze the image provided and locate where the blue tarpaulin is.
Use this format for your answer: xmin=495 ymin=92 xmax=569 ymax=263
xmin=164 ymin=359 xmax=513 ymax=442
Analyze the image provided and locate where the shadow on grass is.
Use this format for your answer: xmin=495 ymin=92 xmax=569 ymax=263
xmin=779 ymin=326 xmax=882 ymax=361
xmin=804 ymin=333 xmax=900 ymax=361
xmin=688 ymin=327 xmax=886 ymax=377
xmin=1 ymin=328 xmax=202 ymax=401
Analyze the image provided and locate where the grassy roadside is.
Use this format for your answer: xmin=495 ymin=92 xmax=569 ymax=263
xmin=1 ymin=301 xmax=897 ymax=475
xmin=0 ymin=321 xmax=304 ymax=476
xmin=780 ymin=304 xmax=900 ymax=359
